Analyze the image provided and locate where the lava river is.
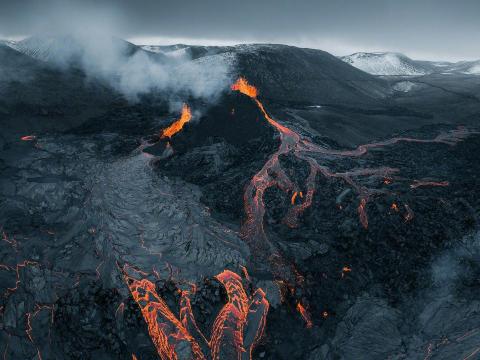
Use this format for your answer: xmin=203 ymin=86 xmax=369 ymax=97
xmin=123 ymin=264 xmax=269 ymax=360
xmin=232 ymin=76 xmax=475 ymax=292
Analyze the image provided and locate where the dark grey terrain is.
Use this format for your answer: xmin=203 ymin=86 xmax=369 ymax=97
xmin=1 ymin=38 xmax=479 ymax=359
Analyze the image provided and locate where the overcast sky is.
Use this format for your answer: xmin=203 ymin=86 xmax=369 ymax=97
xmin=0 ymin=0 xmax=479 ymax=61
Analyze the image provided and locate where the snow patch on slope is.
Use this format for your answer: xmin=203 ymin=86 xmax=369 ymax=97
xmin=393 ymin=81 xmax=417 ymax=92
xmin=4 ymin=36 xmax=84 ymax=64
xmin=341 ymin=52 xmax=430 ymax=76
xmin=464 ymin=62 xmax=480 ymax=75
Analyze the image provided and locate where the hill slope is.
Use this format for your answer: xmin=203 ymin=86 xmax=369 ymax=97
xmin=341 ymin=52 xmax=433 ymax=76
xmin=179 ymin=44 xmax=391 ymax=105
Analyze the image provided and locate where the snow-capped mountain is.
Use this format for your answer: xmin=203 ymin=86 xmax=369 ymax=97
xmin=465 ymin=62 xmax=480 ymax=74
xmin=4 ymin=36 xmax=83 ymax=63
xmin=3 ymin=35 xmax=163 ymax=66
xmin=341 ymin=52 xmax=433 ymax=76
xmin=141 ymin=44 xmax=189 ymax=54
xmin=440 ymin=60 xmax=480 ymax=75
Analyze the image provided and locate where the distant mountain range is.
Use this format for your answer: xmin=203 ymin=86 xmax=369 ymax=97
xmin=0 ymin=36 xmax=391 ymax=105
xmin=3 ymin=36 xmax=479 ymax=79
xmin=341 ymin=52 xmax=480 ymax=76
xmin=0 ymin=35 xmax=164 ymax=65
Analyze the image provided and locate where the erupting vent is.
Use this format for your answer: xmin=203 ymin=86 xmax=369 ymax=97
xmin=161 ymin=104 xmax=192 ymax=139
xmin=231 ymin=77 xmax=258 ymax=98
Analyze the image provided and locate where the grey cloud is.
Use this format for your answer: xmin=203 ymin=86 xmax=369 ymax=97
xmin=0 ymin=0 xmax=479 ymax=60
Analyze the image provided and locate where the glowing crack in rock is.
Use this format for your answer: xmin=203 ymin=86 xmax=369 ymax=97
xmin=122 ymin=265 xmax=269 ymax=360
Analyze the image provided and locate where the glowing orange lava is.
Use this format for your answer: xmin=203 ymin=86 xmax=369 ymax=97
xmin=341 ymin=266 xmax=352 ymax=278
xmin=161 ymin=104 xmax=192 ymax=139
xmin=123 ymin=264 xmax=205 ymax=360
xmin=123 ymin=265 xmax=269 ymax=360
xmin=231 ymin=77 xmax=258 ymax=98
xmin=291 ymin=191 xmax=299 ymax=205
xmin=231 ymin=76 xmax=473 ymax=321
xmin=20 ymin=135 xmax=36 ymax=141
xmin=296 ymin=302 xmax=313 ymax=328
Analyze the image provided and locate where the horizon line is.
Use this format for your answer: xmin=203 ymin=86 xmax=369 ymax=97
xmin=1 ymin=34 xmax=478 ymax=63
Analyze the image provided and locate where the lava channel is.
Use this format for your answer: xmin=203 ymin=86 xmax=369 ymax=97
xmin=231 ymin=76 xmax=475 ymax=322
xmin=122 ymin=264 xmax=269 ymax=360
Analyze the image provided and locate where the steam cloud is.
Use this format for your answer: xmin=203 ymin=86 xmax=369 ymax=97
xmin=6 ymin=1 xmax=233 ymax=104
xmin=37 ymin=34 xmax=232 ymax=103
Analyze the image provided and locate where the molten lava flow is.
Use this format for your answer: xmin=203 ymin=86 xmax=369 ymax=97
xmin=123 ymin=265 xmax=269 ymax=360
xmin=161 ymin=104 xmax=192 ymax=139
xmin=289 ymin=191 xmax=304 ymax=205
xmin=296 ymin=302 xmax=313 ymax=328
xmin=123 ymin=264 xmax=205 ymax=360
xmin=210 ymin=270 xmax=269 ymax=360
xmin=291 ymin=192 xmax=298 ymax=205
xmin=20 ymin=135 xmax=36 ymax=141
xmin=232 ymin=77 xmax=473 ymax=237
xmin=231 ymin=77 xmax=258 ymax=98
xmin=231 ymin=76 xmax=474 ymax=324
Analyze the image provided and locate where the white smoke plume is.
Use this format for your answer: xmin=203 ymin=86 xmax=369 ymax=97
xmin=6 ymin=1 xmax=233 ymax=103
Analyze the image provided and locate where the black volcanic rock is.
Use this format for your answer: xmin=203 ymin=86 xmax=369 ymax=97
xmin=184 ymin=44 xmax=390 ymax=106
xmin=149 ymin=92 xmax=278 ymax=218
xmin=233 ymin=44 xmax=390 ymax=106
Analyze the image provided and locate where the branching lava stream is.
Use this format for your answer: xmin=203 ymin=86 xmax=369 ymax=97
xmin=122 ymin=264 xmax=269 ymax=360
xmin=232 ymin=76 xmax=474 ymax=324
